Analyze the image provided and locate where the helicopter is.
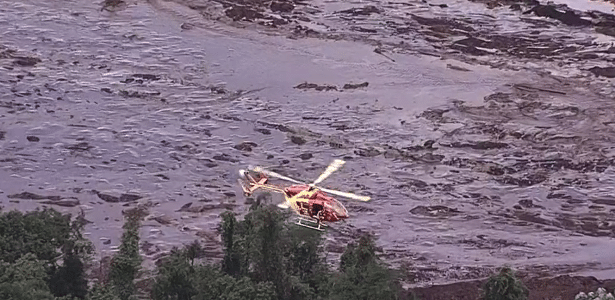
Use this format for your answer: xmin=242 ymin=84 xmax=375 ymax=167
xmin=237 ymin=159 xmax=370 ymax=231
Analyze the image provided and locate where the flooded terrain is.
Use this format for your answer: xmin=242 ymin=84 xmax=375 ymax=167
xmin=1 ymin=0 xmax=615 ymax=288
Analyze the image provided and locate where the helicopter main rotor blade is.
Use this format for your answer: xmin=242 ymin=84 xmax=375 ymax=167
xmin=312 ymin=159 xmax=345 ymax=186
xmin=318 ymin=187 xmax=371 ymax=202
xmin=250 ymin=166 xmax=305 ymax=184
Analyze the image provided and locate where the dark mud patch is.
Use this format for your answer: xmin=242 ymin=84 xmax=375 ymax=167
xmin=7 ymin=192 xmax=61 ymax=201
xmin=294 ymin=81 xmax=369 ymax=91
xmin=410 ymin=205 xmax=461 ymax=217
xmin=176 ymin=202 xmax=237 ymax=212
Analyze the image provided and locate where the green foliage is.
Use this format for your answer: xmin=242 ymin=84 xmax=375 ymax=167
xmin=151 ymin=248 xmax=196 ymax=300
xmin=221 ymin=211 xmax=243 ymax=277
xmin=86 ymin=284 xmax=120 ymax=300
xmin=329 ymin=234 xmax=401 ymax=300
xmin=0 ymin=253 xmax=56 ymax=300
xmin=192 ymin=264 xmax=276 ymax=300
xmin=108 ymin=213 xmax=142 ymax=300
xmin=0 ymin=208 xmax=93 ymax=300
xmin=482 ymin=266 xmax=528 ymax=300
xmin=0 ymin=208 xmax=72 ymax=264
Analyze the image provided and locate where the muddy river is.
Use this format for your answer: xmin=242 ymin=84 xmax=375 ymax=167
xmin=1 ymin=0 xmax=615 ymax=287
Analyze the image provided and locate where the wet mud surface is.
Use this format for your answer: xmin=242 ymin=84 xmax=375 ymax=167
xmin=1 ymin=0 xmax=615 ymax=289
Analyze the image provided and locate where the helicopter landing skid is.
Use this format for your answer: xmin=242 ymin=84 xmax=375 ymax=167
xmin=296 ymin=216 xmax=327 ymax=231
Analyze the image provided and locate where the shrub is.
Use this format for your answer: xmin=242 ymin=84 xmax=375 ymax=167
xmin=482 ymin=266 xmax=528 ymax=300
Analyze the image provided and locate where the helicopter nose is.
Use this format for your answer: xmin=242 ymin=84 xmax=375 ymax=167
xmin=239 ymin=169 xmax=246 ymax=179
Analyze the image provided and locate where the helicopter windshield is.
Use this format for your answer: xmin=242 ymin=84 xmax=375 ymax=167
xmin=327 ymin=199 xmax=348 ymax=217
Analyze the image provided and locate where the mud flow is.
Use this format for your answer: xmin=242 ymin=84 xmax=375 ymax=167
xmin=1 ymin=0 xmax=615 ymax=288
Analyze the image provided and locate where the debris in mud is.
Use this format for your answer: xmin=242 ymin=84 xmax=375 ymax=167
xmin=410 ymin=205 xmax=461 ymax=217
xmin=270 ymin=1 xmax=294 ymax=13
xmin=441 ymin=141 xmax=508 ymax=150
xmin=299 ymin=153 xmax=312 ymax=160
xmin=354 ymin=147 xmax=380 ymax=157
xmin=254 ymin=128 xmax=271 ymax=135
xmin=65 ymin=142 xmax=94 ymax=152
xmin=41 ymin=199 xmax=80 ymax=207
xmin=101 ymin=0 xmax=126 ymax=12
xmin=26 ymin=135 xmax=39 ymax=142
xmin=121 ymin=74 xmax=161 ymax=83
xmin=588 ymin=66 xmax=615 ymax=78
xmin=94 ymin=190 xmax=142 ymax=203
xmin=13 ymin=56 xmax=42 ymax=67
xmin=517 ymin=199 xmax=545 ymax=209
xmin=343 ymin=82 xmax=369 ymax=89
xmin=446 ymin=64 xmax=471 ymax=72
xmin=496 ymin=172 xmax=548 ymax=187
xmin=294 ymin=82 xmax=337 ymax=91
xmin=233 ymin=141 xmax=258 ymax=151
xmin=523 ymin=4 xmax=592 ymax=27
xmin=118 ymin=90 xmax=161 ymax=98
xmin=176 ymin=202 xmax=237 ymax=212
xmin=290 ymin=135 xmax=307 ymax=145
xmin=336 ymin=5 xmax=381 ymax=16
xmin=0 ymin=131 xmax=5 ymax=140
xmin=7 ymin=192 xmax=61 ymax=201
xmin=225 ymin=5 xmax=265 ymax=22
xmin=212 ymin=153 xmax=240 ymax=163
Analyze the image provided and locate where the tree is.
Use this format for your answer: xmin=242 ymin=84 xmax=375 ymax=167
xmin=0 ymin=208 xmax=93 ymax=299
xmin=192 ymin=265 xmax=276 ymax=300
xmin=329 ymin=234 xmax=401 ymax=300
xmin=0 ymin=253 xmax=56 ymax=300
xmin=108 ymin=212 xmax=142 ymax=300
xmin=221 ymin=211 xmax=242 ymax=277
xmin=151 ymin=248 xmax=196 ymax=300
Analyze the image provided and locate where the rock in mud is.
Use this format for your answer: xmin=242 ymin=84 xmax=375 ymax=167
xmin=294 ymin=82 xmax=337 ymax=91
xmin=518 ymin=199 xmax=545 ymax=209
xmin=410 ymin=205 xmax=461 ymax=217
xmin=65 ymin=142 xmax=94 ymax=151
xmin=337 ymin=5 xmax=381 ymax=16
xmin=225 ymin=5 xmax=265 ymax=22
xmin=13 ymin=56 xmax=42 ymax=67
xmin=290 ymin=135 xmax=306 ymax=145
xmin=0 ymin=131 xmax=5 ymax=140
xmin=212 ymin=153 xmax=239 ymax=162
xmin=233 ymin=141 xmax=258 ymax=151
xmin=354 ymin=147 xmax=381 ymax=157
xmin=94 ymin=190 xmax=142 ymax=203
xmin=270 ymin=1 xmax=294 ymax=13
xmin=8 ymin=192 xmax=60 ymax=201
xmin=26 ymin=135 xmax=39 ymax=142
xmin=523 ymin=4 xmax=592 ymax=27
xmin=588 ymin=66 xmax=615 ymax=78
xmin=41 ymin=199 xmax=80 ymax=207
xmin=497 ymin=172 xmax=548 ymax=187
xmin=299 ymin=153 xmax=312 ymax=160
xmin=342 ymin=82 xmax=369 ymax=89
xmin=177 ymin=202 xmax=237 ymax=212
xmin=254 ymin=128 xmax=271 ymax=135
xmin=443 ymin=141 xmax=508 ymax=150
xmin=151 ymin=215 xmax=175 ymax=225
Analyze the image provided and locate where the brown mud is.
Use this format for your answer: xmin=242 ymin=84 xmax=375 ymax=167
xmin=1 ymin=0 xmax=615 ymax=297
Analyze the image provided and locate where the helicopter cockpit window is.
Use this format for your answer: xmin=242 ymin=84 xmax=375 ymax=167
xmin=327 ymin=200 xmax=347 ymax=216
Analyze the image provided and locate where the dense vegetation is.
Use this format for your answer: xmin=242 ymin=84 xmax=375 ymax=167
xmin=0 ymin=201 xmax=538 ymax=300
